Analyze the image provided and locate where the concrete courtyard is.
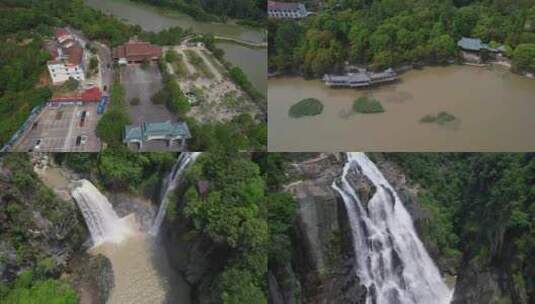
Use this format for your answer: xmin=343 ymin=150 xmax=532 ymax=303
xmin=120 ymin=64 xmax=185 ymax=151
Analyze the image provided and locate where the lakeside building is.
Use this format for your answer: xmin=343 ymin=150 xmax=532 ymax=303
xmin=323 ymin=68 xmax=398 ymax=88
xmin=457 ymin=37 xmax=507 ymax=63
xmin=47 ymin=28 xmax=85 ymax=85
xmin=123 ymin=121 xmax=191 ymax=149
xmin=113 ymin=40 xmax=162 ymax=64
xmin=268 ymin=1 xmax=308 ymax=19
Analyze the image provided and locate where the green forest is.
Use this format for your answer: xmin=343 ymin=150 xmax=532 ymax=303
xmin=269 ymin=0 xmax=535 ymax=77
xmin=379 ymin=153 xmax=535 ymax=302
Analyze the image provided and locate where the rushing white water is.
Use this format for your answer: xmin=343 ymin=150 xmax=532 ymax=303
xmin=149 ymin=152 xmax=201 ymax=235
xmin=332 ymin=152 xmax=452 ymax=304
xmin=71 ymin=179 xmax=133 ymax=246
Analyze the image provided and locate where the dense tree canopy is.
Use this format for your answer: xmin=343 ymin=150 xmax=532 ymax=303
xmin=180 ymin=153 xmax=268 ymax=303
xmin=269 ymin=0 xmax=535 ymax=76
xmin=383 ymin=153 xmax=535 ymax=302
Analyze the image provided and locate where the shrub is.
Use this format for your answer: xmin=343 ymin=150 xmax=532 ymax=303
xmin=353 ymin=96 xmax=385 ymax=113
xmin=165 ymin=49 xmax=179 ymax=63
xmin=420 ymin=111 xmax=457 ymax=125
xmin=130 ymin=97 xmax=140 ymax=105
xmin=288 ymin=98 xmax=324 ymax=118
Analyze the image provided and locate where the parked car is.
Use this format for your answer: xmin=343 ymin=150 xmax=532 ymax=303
xmin=76 ymin=135 xmax=88 ymax=146
xmin=34 ymin=139 xmax=42 ymax=150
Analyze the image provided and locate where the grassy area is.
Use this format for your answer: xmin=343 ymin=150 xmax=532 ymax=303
xmin=353 ymin=96 xmax=385 ymax=114
xmin=174 ymin=54 xmax=189 ymax=78
xmin=289 ymin=98 xmax=324 ymax=118
xmin=420 ymin=111 xmax=457 ymax=125
xmin=184 ymin=49 xmax=214 ymax=79
xmin=165 ymin=49 xmax=189 ymax=78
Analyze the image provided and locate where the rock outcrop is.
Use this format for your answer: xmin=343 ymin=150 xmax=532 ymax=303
xmin=272 ymin=153 xmax=368 ymax=304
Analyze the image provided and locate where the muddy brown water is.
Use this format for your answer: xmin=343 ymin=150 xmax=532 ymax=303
xmin=92 ymin=234 xmax=191 ymax=304
xmin=269 ymin=65 xmax=535 ymax=152
xmin=84 ymin=0 xmax=266 ymax=93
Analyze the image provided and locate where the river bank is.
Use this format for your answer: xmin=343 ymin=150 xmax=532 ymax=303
xmin=268 ymin=64 xmax=535 ymax=151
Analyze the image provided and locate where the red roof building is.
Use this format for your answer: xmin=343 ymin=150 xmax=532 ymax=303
xmin=55 ymin=28 xmax=74 ymax=45
xmin=63 ymin=46 xmax=83 ymax=65
xmin=113 ymin=41 xmax=162 ymax=63
xmin=81 ymin=87 xmax=102 ymax=102
xmin=50 ymin=87 xmax=102 ymax=103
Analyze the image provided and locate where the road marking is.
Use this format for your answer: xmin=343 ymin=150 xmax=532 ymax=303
xmin=63 ymin=105 xmax=79 ymax=151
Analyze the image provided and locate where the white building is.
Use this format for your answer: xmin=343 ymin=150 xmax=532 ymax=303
xmin=47 ymin=28 xmax=85 ymax=85
xmin=268 ymin=1 xmax=308 ymax=19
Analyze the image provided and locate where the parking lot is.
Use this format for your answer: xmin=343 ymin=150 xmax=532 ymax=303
xmin=121 ymin=64 xmax=176 ymax=125
xmin=13 ymin=103 xmax=101 ymax=152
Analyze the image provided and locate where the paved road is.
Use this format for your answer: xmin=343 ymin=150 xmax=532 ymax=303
xmin=96 ymin=42 xmax=112 ymax=95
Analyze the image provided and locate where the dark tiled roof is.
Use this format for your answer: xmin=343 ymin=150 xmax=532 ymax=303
xmin=81 ymin=87 xmax=102 ymax=102
xmin=113 ymin=41 xmax=162 ymax=60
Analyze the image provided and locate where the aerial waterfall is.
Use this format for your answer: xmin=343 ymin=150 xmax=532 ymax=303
xmin=332 ymin=152 xmax=452 ymax=304
xmin=71 ymin=179 xmax=133 ymax=246
xmin=149 ymin=152 xmax=201 ymax=235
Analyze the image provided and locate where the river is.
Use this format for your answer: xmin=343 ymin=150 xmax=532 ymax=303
xmin=269 ymin=65 xmax=535 ymax=151
xmin=84 ymin=0 xmax=266 ymax=94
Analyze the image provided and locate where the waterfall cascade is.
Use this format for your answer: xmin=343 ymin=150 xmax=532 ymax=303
xmin=149 ymin=152 xmax=201 ymax=235
xmin=71 ymin=179 xmax=133 ymax=246
xmin=332 ymin=152 xmax=452 ymax=304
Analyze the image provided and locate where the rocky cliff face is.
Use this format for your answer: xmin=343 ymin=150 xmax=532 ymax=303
xmin=268 ymin=153 xmax=368 ymax=304
xmin=270 ymin=153 xmax=466 ymax=304
xmin=0 ymin=154 xmax=87 ymax=283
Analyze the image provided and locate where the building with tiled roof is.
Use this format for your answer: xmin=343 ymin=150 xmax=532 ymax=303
xmin=268 ymin=1 xmax=308 ymax=19
xmin=47 ymin=28 xmax=85 ymax=85
xmin=113 ymin=40 xmax=162 ymax=64
xmin=55 ymin=28 xmax=73 ymax=45
xmin=124 ymin=121 xmax=191 ymax=149
xmin=457 ymin=37 xmax=505 ymax=53
xmin=50 ymin=87 xmax=102 ymax=104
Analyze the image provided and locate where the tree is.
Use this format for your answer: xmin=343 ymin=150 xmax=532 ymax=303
xmin=429 ymin=35 xmax=456 ymax=63
xmin=512 ymin=44 xmax=535 ymax=73
xmin=89 ymin=56 xmax=99 ymax=72
xmin=64 ymin=77 xmax=79 ymax=91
